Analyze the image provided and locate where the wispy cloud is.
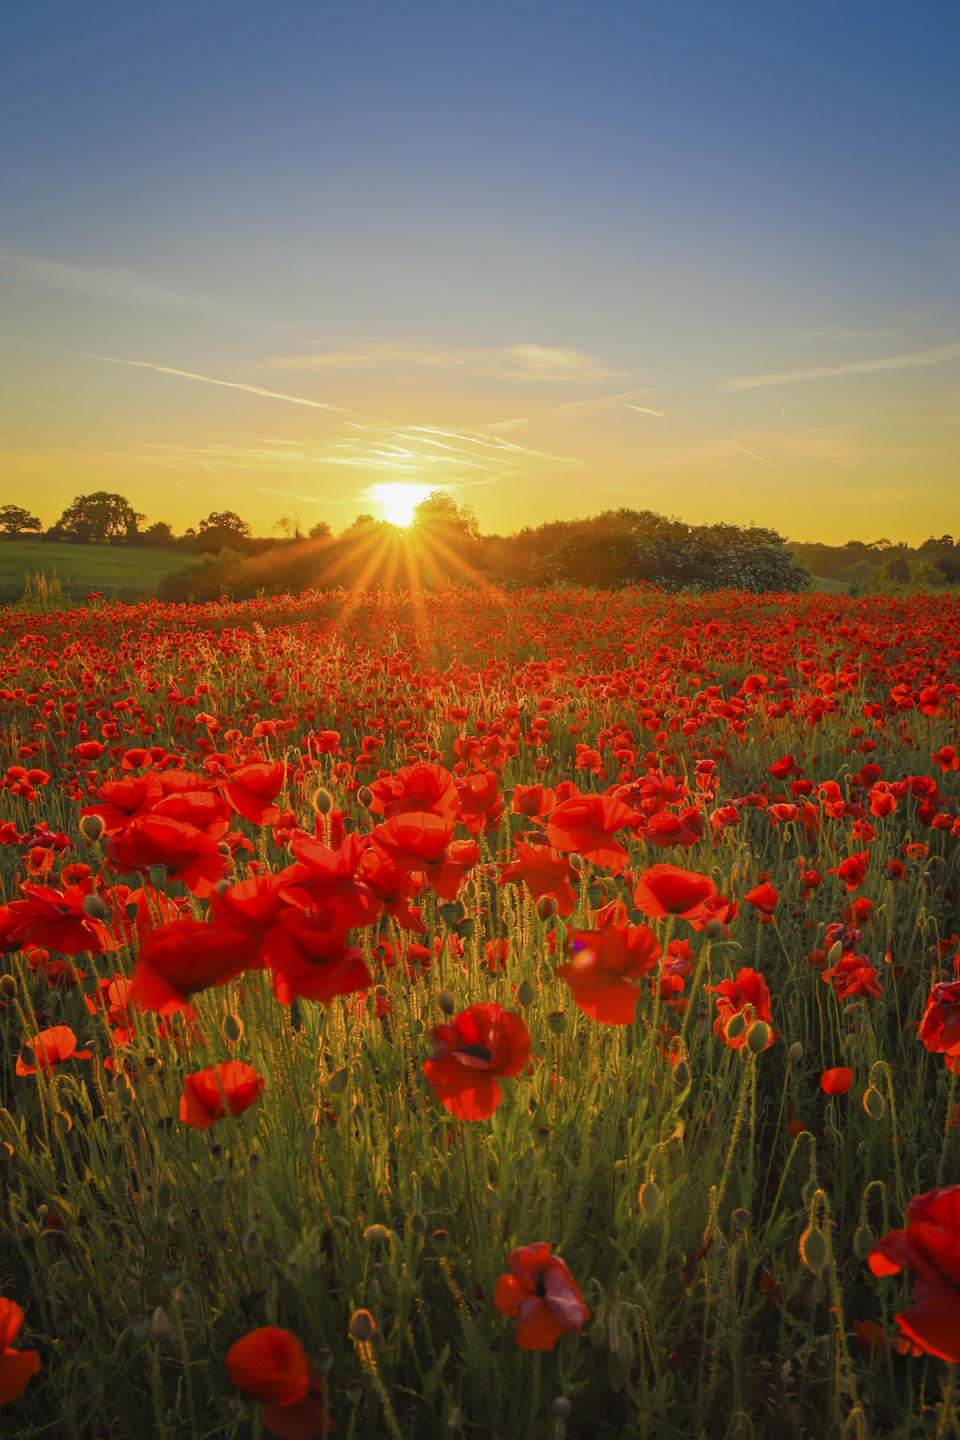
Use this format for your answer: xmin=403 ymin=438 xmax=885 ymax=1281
xmin=622 ymin=403 xmax=668 ymax=417
xmin=727 ymin=341 xmax=960 ymax=390
xmin=784 ymin=326 xmax=903 ymax=344
xmin=0 ymin=250 xmax=243 ymax=322
xmin=268 ymin=343 xmax=620 ymax=384
xmin=404 ymin=425 xmax=576 ymax=464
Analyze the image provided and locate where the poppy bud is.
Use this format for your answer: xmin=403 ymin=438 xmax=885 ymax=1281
xmin=862 ymin=1087 xmax=885 ymax=1120
xmin=357 ymin=786 xmax=373 ymax=807
xmin=673 ymin=1060 xmax=691 ymax=1088
xmin=799 ymin=1225 xmax=828 ymax=1275
xmin=731 ymin=1208 xmax=750 ymax=1233
xmin=536 ymin=895 xmax=558 ymax=921
xmin=242 ymin=1228 xmax=263 ymax=1254
xmin=826 ymin=940 xmax=843 ymax=965
xmin=704 ymin=919 xmax=727 ymax=941
xmin=221 ymin=1013 xmax=244 ymax=1044
xmin=150 ymin=1306 xmax=169 ymax=1339
xmin=314 ymin=1347 xmax=334 ymax=1375
xmin=516 ymin=980 xmax=535 ymax=1008
xmin=552 ymin=1398 xmax=573 ymax=1420
xmin=349 ymin=1309 xmax=376 ymax=1342
xmin=724 ymin=1013 xmax=746 ymax=1042
xmin=345 ymin=1380 xmax=363 ymax=1405
xmin=547 ymin=1010 xmax=567 ymax=1034
xmin=457 ymin=918 xmax=475 ymax=940
xmin=787 ymin=1041 xmax=803 ymax=1065
xmin=79 ymin=813 xmax=105 ymax=842
xmin=81 ymin=893 xmax=109 ymax=921
xmin=0 ymin=975 xmax=17 ymax=997
xmin=215 ymin=878 xmax=231 ymax=894
xmin=328 ymin=1066 xmax=350 ymax=1093
xmin=155 ymin=1180 xmax=174 ymax=1211
xmin=853 ymin=1224 xmax=876 ymax=1260
xmin=148 ymin=864 xmax=168 ymax=889
xmin=568 ymin=853 xmax=583 ymax=871
xmin=639 ymin=1182 xmax=661 ymax=1218
xmin=312 ymin=787 xmax=333 ymax=815
xmin=747 ymin=1020 xmax=771 ymax=1054
xmin=363 ymin=1224 xmax=391 ymax=1244
xmin=437 ymin=990 xmax=457 ymax=1016
xmin=18 ymin=1046 xmax=36 ymax=1071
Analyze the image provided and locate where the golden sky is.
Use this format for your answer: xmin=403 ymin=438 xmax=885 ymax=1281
xmin=2 ymin=3 xmax=958 ymax=544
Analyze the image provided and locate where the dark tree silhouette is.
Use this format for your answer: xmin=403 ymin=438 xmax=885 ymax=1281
xmin=0 ymin=504 xmax=43 ymax=538
xmin=55 ymin=492 xmax=144 ymax=543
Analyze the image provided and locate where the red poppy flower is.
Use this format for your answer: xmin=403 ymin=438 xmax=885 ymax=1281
xmin=828 ymin=850 xmax=870 ymax=892
xmin=220 ymin=762 xmax=289 ymax=827
xmin=638 ymin=807 xmax=703 ymax=848
xmin=556 ymin=925 xmax=661 ymax=1025
xmin=919 ymin=981 xmax=960 ymax=1068
xmin=544 ymin=792 xmax=638 ymax=873
xmin=0 ymin=880 xmax=115 ymax=956
xmin=366 ymin=762 xmax=459 ymax=821
xmin=107 ymin=815 xmax=225 ymax=897
xmin=706 ymin=968 xmax=778 ymax=1050
xmin=456 ymin=770 xmax=504 ymax=835
xmin=745 ymin=882 xmax=778 ymax=916
xmin=493 ymin=1243 xmax=590 ymax=1350
xmin=424 ymin=1003 xmax=530 ymax=1120
xmin=134 ymin=918 xmax=256 ymax=1014
xmin=0 ymin=1298 xmax=41 ymax=1406
xmin=15 ymin=1026 xmax=92 ymax=1076
xmin=822 ymin=952 xmax=883 ymax=1001
xmin=226 ymin=1326 xmax=310 ymax=1405
xmin=633 ymin=864 xmax=717 ymax=921
xmin=498 ymin=841 xmax=578 ymax=916
xmin=262 ymin=911 xmax=372 ymax=1007
xmin=179 ymin=1061 xmax=265 ymax=1129
xmin=869 ymin=1186 xmax=960 ymax=1361
xmin=820 ymin=1067 xmax=853 ymax=1095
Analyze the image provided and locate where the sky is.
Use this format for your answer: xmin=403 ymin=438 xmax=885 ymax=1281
xmin=1 ymin=0 xmax=958 ymax=544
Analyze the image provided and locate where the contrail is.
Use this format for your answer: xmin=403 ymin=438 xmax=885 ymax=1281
xmin=1 ymin=338 xmax=347 ymax=411
xmin=734 ymin=446 xmax=775 ymax=467
xmin=727 ymin=340 xmax=960 ymax=389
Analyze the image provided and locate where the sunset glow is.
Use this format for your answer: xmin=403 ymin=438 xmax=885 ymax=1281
xmin=371 ymin=482 xmax=432 ymax=529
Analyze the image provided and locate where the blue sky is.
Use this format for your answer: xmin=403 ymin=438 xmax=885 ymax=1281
xmin=2 ymin=0 xmax=958 ymax=540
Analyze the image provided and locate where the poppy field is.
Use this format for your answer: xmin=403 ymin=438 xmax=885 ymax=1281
xmin=2 ymin=584 xmax=960 ymax=1439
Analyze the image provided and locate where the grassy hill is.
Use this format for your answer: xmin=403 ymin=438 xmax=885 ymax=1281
xmin=0 ymin=540 xmax=189 ymax=605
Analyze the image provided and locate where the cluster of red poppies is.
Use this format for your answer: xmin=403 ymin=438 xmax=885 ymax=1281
xmin=2 ymin=584 xmax=960 ymax=1419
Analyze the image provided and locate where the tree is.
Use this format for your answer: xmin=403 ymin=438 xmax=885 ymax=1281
xmin=198 ymin=511 xmax=251 ymax=538
xmin=308 ymin=521 xmax=332 ymax=540
xmin=0 ymin=504 xmax=43 ymax=538
xmin=195 ymin=511 xmax=253 ymax=552
xmin=55 ymin=492 xmax=143 ymax=543
xmin=142 ymin=521 xmax=175 ymax=547
xmin=411 ymin=490 xmax=480 ymax=540
xmin=273 ymin=515 xmax=303 ymax=541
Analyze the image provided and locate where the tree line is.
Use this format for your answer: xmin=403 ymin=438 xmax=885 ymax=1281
xmin=3 ymin=492 xmax=959 ymax=597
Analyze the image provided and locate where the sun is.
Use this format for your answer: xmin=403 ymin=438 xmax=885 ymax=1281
xmin=371 ymin=482 xmax=432 ymax=529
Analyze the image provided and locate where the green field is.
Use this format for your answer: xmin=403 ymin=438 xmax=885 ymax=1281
xmin=0 ymin=540 xmax=189 ymax=604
